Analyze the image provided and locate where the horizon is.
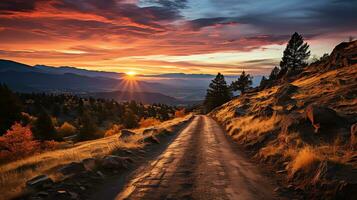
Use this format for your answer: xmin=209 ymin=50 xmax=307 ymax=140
xmin=1 ymin=0 xmax=356 ymax=76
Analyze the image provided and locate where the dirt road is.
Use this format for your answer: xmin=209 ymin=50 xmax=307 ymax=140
xmin=111 ymin=115 xmax=279 ymax=200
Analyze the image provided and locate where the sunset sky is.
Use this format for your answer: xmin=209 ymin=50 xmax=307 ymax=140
xmin=0 ymin=0 xmax=356 ymax=75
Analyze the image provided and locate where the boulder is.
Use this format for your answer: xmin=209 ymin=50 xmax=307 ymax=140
xmin=141 ymin=135 xmax=160 ymax=144
xmin=58 ymin=162 xmax=85 ymax=175
xmin=259 ymin=106 xmax=274 ymax=117
xmin=119 ymin=129 xmax=135 ymax=139
xmin=101 ymin=155 xmax=131 ymax=169
xmin=234 ymin=107 xmax=246 ymax=117
xmin=275 ymin=84 xmax=298 ymax=105
xmin=305 ymin=105 xmax=344 ymax=132
xmin=143 ymin=128 xmax=158 ymax=136
xmin=351 ymin=123 xmax=357 ymax=147
xmin=26 ymin=175 xmax=53 ymax=189
xmin=82 ymin=158 xmax=97 ymax=171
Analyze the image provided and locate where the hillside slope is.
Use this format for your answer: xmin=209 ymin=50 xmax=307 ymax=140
xmin=210 ymin=41 xmax=357 ymax=199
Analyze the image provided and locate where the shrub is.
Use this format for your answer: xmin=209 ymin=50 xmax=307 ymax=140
xmin=57 ymin=122 xmax=77 ymax=137
xmin=104 ymin=124 xmax=124 ymax=137
xmin=77 ymin=112 xmax=99 ymax=141
xmin=139 ymin=117 xmax=161 ymax=128
xmin=32 ymin=110 xmax=57 ymax=141
xmin=123 ymin=109 xmax=138 ymax=128
xmin=290 ymin=146 xmax=321 ymax=175
xmin=174 ymin=109 xmax=186 ymax=118
xmin=0 ymin=123 xmax=39 ymax=163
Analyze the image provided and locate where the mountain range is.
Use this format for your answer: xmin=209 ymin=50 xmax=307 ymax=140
xmin=0 ymin=59 xmax=262 ymax=105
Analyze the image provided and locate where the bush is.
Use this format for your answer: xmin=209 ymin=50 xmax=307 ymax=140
xmin=32 ymin=110 xmax=57 ymax=141
xmin=174 ymin=109 xmax=186 ymax=118
xmin=57 ymin=122 xmax=77 ymax=137
xmin=139 ymin=117 xmax=161 ymax=128
xmin=0 ymin=123 xmax=39 ymax=163
xmin=77 ymin=112 xmax=99 ymax=141
xmin=104 ymin=124 xmax=123 ymax=137
xmin=290 ymin=146 xmax=321 ymax=175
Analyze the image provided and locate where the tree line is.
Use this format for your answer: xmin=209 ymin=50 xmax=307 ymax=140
xmin=204 ymin=32 xmax=311 ymax=112
xmin=0 ymin=87 xmax=178 ymax=141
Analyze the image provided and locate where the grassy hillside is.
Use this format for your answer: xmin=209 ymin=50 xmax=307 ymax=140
xmin=210 ymin=41 xmax=357 ymax=199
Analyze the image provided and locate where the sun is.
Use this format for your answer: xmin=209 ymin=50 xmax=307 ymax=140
xmin=126 ymin=71 xmax=137 ymax=77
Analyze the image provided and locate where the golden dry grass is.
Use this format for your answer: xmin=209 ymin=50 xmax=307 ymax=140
xmin=0 ymin=114 xmax=192 ymax=200
xmin=290 ymin=146 xmax=321 ymax=175
xmin=210 ymin=66 xmax=357 ymax=185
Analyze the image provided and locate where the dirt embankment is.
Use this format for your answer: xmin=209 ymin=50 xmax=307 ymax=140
xmin=210 ymin=41 xmax=357 ymax=199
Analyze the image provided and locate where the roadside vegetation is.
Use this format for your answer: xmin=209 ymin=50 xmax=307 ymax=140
xmin=209 ymin=34 xmax=357 ymax=199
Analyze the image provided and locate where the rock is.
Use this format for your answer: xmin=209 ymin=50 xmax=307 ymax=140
xmin=259 ymin=106 xmax=274 ymax=117
xmin=335 ymin=181 xmax=357 ymax=200
xmin=68 ymin=191 xmax=79 ymax=199
xmin=234 ymin=107 xmax=246 ymax=117
xmin=351 ymin=123 xmax=357 ymax=147
xmin=142 ymin=135 xmax=160 ymax=144
xmin=119 ymin=129 xmax=135 ymax=139
xmin=143 ymin=128 xmax=158 ymax=136
xmin=82 ymin=158 xmax=97 ymax=171
xmin=26 ymin=175 xmax=53 ymax=189
xmin=36 ymin=191 xmax=49 ymax=197
xmin=58 ymin=162 xmax=86 ymax=175
xmin=305 ymin=105 xmax=344 ymax=132
xmin=101 ymin=155 xmax=130 ymax=169
xmin=275 ymin=84 xmax=298 ymax=105
xmin=96 ymin=171 xmax=105 ymax=178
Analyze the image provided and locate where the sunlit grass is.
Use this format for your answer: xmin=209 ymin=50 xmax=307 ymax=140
xmin=0 ymin=114 xmax=192 ymax=200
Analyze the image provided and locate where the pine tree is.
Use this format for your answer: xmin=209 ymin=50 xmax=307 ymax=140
xmin=230 ymin=71 xmax=253 ymax=94
xmin=123 ymin=109 xmax=138 ymax=128
xmin=280 ymin=32 xmax=310 ymax=73
xmin=204 ymin=73 xmax=232 ymax=112
xmin=0 ymin=84 xmax=23 ymax=135
xmin=259 ymin=76 xmax=268 ymax=88
xmin=77 ymin=111 xmax=98 ymax=141
xmin=32 ymin=109 xmax=57 ymax=141
xmin=269 ymin=66 xmax=280 ymax=80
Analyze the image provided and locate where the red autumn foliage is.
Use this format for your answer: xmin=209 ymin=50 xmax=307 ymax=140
xmin=0 ymin=123 xmax=39 ymax=163
xmin=174 ymin=108 xmax=186 ymax=118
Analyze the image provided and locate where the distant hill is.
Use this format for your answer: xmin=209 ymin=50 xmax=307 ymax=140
xmin=34 ymin=65 xmax=125 ymax=79
xmin=0 ymin=59 xmax=41 ymax=73
xmin=82 ymin=91 xmax=198 ymax=105
xmin=0 ymin=59 xmax=263 ymax=101
xmin=0 ymin=59 xmax=194 ymax=105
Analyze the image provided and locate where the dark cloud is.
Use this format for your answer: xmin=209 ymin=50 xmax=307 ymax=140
xmin=0 ymin=0 xmax=38 ymax=13
xmin=187 ymin=17 xmax=237 ymax=30
xmin=152 ymin=0 xmax=188 ymax=9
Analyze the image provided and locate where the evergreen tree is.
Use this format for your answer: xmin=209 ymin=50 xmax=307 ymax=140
xmin=280 ymin=32 xmax=310 ymax=73
xmin=230 ymin=71 xmax=253 ymax=94
xmin=32 ymin=109 xmax=57 ymax=140
xmin=259 ymin=76 xmax=268 ymax=88
xmin=123 ymin=109 xmax=138 ymax=128
xmin=204 ymin=73 xmax=232 ymax=112
xmin=77 ymin=111 xmax=98 ymax=141
xmin=269 ymin=66 xmax=280 ymax=80
xmin=0 ymin=84 xmax=23 ymax=135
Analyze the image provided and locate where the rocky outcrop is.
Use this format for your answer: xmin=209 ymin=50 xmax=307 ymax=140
xmin=328 ymin=41 xmax=357 ymax=69
xmin=141 ymin=135 xmax=160 ymax=144
xmin=275 ymin=84 xmax=298 ymax=105
xmin=26 ymin=175 xmax=53 ymax=189
xmin=58 ymin=162 xmax=86 ymax=176
xmin=101 ymin=155 xmax=132 ymax=169
xmin=305 ymin=105 xmax=344 ymax=132
xmin=119 ymin=129 xmax=135 ymax=139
